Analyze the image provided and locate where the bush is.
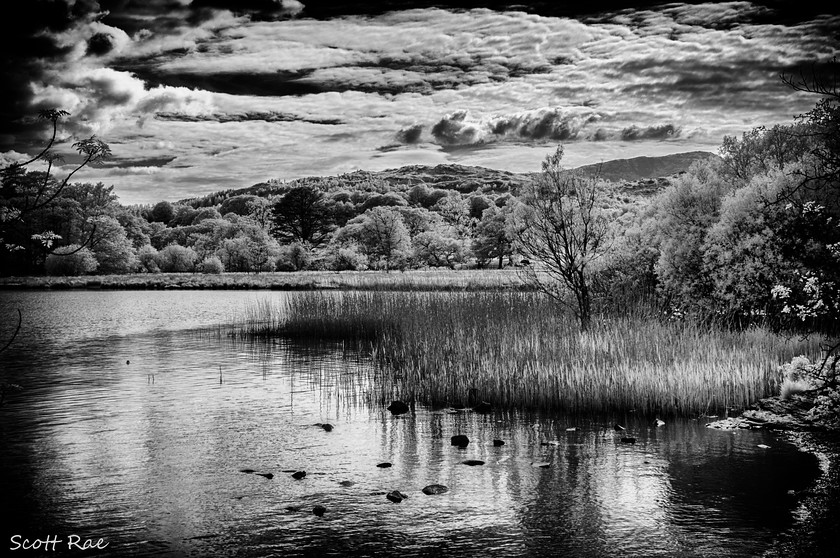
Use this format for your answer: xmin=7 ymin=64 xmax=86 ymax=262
xmin=200 ymin=255 xmax=224 ymax=274
xmin=330 ymin=246 xmax=368 ymax=271
xmin=137 ymin=245 xmax=160 ymax=273
xmin=44 ymin=245 xmax=98 ymax=276
xmin=156 ymin=244 xmax=198 ymax=272
xmin=276 ymin=243 xmax=311 ymax=271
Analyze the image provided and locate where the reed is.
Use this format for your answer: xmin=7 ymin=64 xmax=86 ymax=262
xmin=231 ymin=291 xmax=825 ymax=417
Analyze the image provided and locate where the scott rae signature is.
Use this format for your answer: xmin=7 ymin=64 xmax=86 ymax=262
xmin=10 ymin=535 xmax=109 ymax=552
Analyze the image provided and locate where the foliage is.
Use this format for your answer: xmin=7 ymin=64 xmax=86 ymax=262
xmin=514 ymin=146 xmax=611 ymax=330
xmin=199 ymin=255 xmax=224 ymax=274
xmin=44 ymin=244 xmax=98 ymax=276
xmin=156 ymin=244 xmax=198 ymax=272
xmin=271 ymin=186 xmax=334 ymax=246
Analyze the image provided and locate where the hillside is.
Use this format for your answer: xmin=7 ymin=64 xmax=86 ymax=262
xmin=181 ymin=150 xmax=718 ymax=206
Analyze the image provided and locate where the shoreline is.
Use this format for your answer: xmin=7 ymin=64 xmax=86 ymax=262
xmin=708 ymin=394 xmax=840 ymax=558
xmin=0 ymin=270 xmax=533 ymax=292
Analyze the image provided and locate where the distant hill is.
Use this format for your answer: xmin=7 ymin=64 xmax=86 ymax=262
xmin=573 ymin=151 xmax=720 ymax=182
xmin=181 ymin=151 xmax=718 ymax=206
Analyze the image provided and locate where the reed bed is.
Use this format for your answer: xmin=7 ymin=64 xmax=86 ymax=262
xmin=230 ymin=291 xmax=826 ymax=417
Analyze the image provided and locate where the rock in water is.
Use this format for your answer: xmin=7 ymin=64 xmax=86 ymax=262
xmin=291 ymin=471 xmax=307 ymax=480
xmin=387 ymin=401 xmax=410 ymax=415
xmin=312 ymin=505 xmax=326 ymax=517
xmin=655 ymin=418 xmax=665 ymax=427
xmin=421 ymin=484 xmax=449 ymax=495
xmin=239 ymin=469 xmax=256 ymax=474
xmin=451 ymin=435 xmax=470 ymax=447
xmin=614 ymin=424 xmax=625 ymax=431
xmin=531 ymin=461 xmax=551 ymax=468
xmin=461 ymin=460 xmax=485 ymax=466
xmin=493 ymin=439 xmax=505 ymax=447
xmin=386 ymin=491 xmax=408 ymax=503
xmin=473 ymin=401 xmax=492 ymax=413
xmin=620 ymin=437 xmax=636 ymax=444
xmin=314 ymin=423 xmax=334 ymax=432
xmin=376 ymin=462 xmax=392 ymax=468
xmin=256 ymin=472 xmax=274 ymax=479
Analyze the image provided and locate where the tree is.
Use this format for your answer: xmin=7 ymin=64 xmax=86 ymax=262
xmin=1 ymin=109 xmax=110 ymax=275
xmin=87 ymin=216 xmax=138 ymax=274
xmin=271 ymin=186 xmax=334 ymax=246
xmin=472 ymin=204 xmax=513 ymax=269
xmin=413 ymin=228 xmax=466 ymax=268
xmin=337 ymin=207 xmax=412 ymax=270
xmin=44 ymin=245 xmax=98 ymax=276
xmin=149 ymin=201 xmax=175 ymax=224
xmin=514 ymin=146 xmax=610 ymax=330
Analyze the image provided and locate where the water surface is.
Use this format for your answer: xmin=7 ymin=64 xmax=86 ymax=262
xmin=0 ymin=290 xmax=820 ymax=557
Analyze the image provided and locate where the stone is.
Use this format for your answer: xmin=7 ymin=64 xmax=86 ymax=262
xmin=614 ymin=424 xmax=625 ymax=431
xmin=291 ymin=471 xmax=307 ymax=480
xmin=376 ymin=462 xmax=392 ymax=468
xmin=312 ymin=505 xmax=326 ymax=517
xmin=620 ymin=437 xmax=637 ymax=444
xmin=256 ymin=472 xmax=274 ymax=479
xmin=386 ymin=490 xmax=408 ymax=503
xmin=387 ymin=401 xmax=410 ymax=415
xmin=531 ymin=461 xmax=551 ymax=468
xmin=473 ymin=401 xmax=492 ymax=413
xmin=461 ymin=460 xmax=485 ymax=466
xmin=493 ymin=439 xmax=505 ymax=447
xmin=239 ymin=469 xmax=256 ymax=474
xmin=451 ymin=435 xmax=469 ymax=447
xmin=338 ymin=481 xmax=356 ymax=487
xmin=315 ymin=423 xmax=334 ymax=432
xmin=421 ymin=484 xmax=449 ymax=495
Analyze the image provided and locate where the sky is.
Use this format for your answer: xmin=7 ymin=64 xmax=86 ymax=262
xmin=0 ymin=0 xmax=837 ymax=206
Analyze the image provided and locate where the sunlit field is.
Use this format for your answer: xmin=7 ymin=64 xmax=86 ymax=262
xmin=229 ymin=291 xmax=825 ymax=417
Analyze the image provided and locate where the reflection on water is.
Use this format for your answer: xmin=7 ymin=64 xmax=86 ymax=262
xmin=0 ymin=291 xmax=821 ymax=557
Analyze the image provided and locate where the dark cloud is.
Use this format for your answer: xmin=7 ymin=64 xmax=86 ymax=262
xmin=431 ymin=108 xmax=598 ymax=146
xmin=87 ymin=32 xmax=116 ymax=55
xmin=432 ymin=111 xmax=485 ymax=146
xmin=620 ymin=124 xmax=680 ymax=141
xmin=155 ymin=111 xmax=343 ymax=125
xmin=99 ymin=155 xmax=177 ymax=168
xmin=396 ymin=124 xmax=423 ymax=144
xmin=126 ymin=69 xmax=324 ymax=97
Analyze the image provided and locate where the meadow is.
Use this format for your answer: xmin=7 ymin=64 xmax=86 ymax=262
xmin=228 ymin=290 xmax=826 ymax=417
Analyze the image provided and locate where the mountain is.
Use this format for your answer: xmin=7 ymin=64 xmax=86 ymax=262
xmin=573 ymin=151 xmax=719 ymax=182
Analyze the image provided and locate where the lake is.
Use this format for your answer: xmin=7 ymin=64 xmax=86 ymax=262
xmin=0 ymin=290 xmax=822 ymax=557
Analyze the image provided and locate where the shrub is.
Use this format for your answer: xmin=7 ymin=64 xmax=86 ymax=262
xmin=137 ymin=245 xmax=160 ymax=273
xmin=156 ymin=244 xmax=198 ymax=272
xmin=331 ymin=246 xmax=368 ymax=271
xmin=200 ymin=255 xmax=224 ymax=274
xmin=44 ymin=245 xmax=98 ymax=276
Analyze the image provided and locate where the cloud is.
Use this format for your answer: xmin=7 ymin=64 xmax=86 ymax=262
xmin=620 ymin=124 xmax=681 ymax=141
xmin=396 ymin=124 xmax=423 ymax=144
xmin=154 ymin=110 xmax=342 ymax=125
xmin=429 ymin=107 xmax=601 ymax=146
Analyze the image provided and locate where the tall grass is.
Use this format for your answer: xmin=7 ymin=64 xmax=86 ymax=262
xmin=231 ymin=291 xmax=825 ymax=417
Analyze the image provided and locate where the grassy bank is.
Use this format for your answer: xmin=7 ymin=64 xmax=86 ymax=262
xmin=229 ymin=291 xmax=825 ymax=417
xmin=0 ymin=269 xmax=530 ymax=291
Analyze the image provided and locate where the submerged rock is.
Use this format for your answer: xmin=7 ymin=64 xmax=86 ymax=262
xmin=493 ymin=439 xmax=505 ymax=447
xmin=376 ymin=462 xmax=392 ymax=468
xmin=256 ymin=472 xmax=274 ymax=479
xmin=461 ymin=460 xmax=485 ymax=466
xmin=451 ymin=435 xmax=470 ymax=447
xmin=386 ymin=490 xmax=408 ymax=503
xmin=531 ymin=461 xmax=551 ymax=468
xmin=421 ymin=484 xmax=449 ymax=495
xmin=239 ymin=469 xmax=256 ymax=474
xmin=291 ymin=471 xmax=307 ymax=480
xmin=314 ymin=423 xmax=334 ymax=432
xmin=387 ymin=401 xmax=410 ymax=415
xmin=312 ymin=505 xmax=326 ymax=517
xmin=338 ymin=481 xmax=356 ymax=487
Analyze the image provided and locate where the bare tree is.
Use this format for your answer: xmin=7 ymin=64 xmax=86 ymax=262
xmin=514 ymin=146 xmax=610 ymax=330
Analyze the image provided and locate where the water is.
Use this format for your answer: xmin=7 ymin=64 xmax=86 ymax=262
xmin=0 ymin=290 xmax=821 ymax=557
